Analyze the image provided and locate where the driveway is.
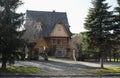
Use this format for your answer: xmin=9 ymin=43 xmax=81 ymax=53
xmin=13 ymin=57 xmax=120 ymax=76
xmin=15 ymin=60 xmax=91 ymax=76
xmin=0 ymin=57 xmax=120 ymax=78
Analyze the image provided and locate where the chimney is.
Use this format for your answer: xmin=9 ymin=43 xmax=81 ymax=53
xmin=53 ymin=10 xmax=55 ymax=13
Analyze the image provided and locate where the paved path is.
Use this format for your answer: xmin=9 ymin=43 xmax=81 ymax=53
xmin=0 ymin=58 xmax=120 ymax=78
xmin=15 ymin=60 xmax=91 ymax=76
xmin=49 ymin=58 xmax=120 ymax=67
xmin=13 ymin=58 xmax=120 ymax=76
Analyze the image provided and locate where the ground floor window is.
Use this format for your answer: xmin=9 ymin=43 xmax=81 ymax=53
xmin=49 ymin=37 xmax=70 ymax=57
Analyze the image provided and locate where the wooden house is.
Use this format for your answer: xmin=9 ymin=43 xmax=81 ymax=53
xmin=23 ymin=10 xmax=72 ymax=58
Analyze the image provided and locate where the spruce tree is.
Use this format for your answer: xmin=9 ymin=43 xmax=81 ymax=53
xmin=111 ymin=0 xmax=120 ymax=62
xmin=113 ymin=0 xmax=120 ymax=45
xmin=0 ymin=0 xmax=24 ymax=70
xmin=84 ymin=0 xmax=113 ymax=68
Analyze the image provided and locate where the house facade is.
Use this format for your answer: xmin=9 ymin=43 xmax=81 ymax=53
xmin=23 ymin=10 xmax=72 ymax=58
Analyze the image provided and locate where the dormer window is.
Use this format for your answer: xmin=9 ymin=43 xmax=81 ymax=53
xmin=36 ymin=22 xmax=42 ymax=31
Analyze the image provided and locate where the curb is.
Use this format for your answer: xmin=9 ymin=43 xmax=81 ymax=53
xmin=103 ymin=73 xmax=120 ymax=76
xmin=0 ymin=74 xmax=120 ymax=77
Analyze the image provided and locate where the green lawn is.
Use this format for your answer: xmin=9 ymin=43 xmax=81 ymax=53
xmin=89 ymin=66 xmax=120 ymax=75
xmin=107 ymin=58 xmax=120 ymax=62
xmin=0 ymin=66 xmax=40 ymax=75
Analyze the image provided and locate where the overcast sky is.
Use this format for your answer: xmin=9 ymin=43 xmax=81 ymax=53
xmin=17 ymin=0 xmax=117 ymax=33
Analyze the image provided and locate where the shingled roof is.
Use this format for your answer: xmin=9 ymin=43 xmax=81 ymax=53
xmin=26 ymin=10 xmax=72 ymax=38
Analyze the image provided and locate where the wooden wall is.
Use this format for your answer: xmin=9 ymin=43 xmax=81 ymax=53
xmin=50 ymin=24 xmax=69 ymax=37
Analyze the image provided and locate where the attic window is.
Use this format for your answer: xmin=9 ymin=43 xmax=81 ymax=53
xmin=36 ymin=22 xmax=42 ymax=31
xmin=36 ymin=22 xmax=42 ymax=26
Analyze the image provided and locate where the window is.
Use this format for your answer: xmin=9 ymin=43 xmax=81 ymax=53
xmin=36 ymin=22 xmax=42 ymax=31
xmin=57 ymin=39 xmax=61 ymax=44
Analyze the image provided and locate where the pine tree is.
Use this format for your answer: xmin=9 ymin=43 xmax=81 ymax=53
xmin=0 ymin=0 xmax=24 ymax=70
xmin=84 ymin=0 xmax=113 ymax=68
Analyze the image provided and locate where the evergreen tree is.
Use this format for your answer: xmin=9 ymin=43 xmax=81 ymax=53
xmin=113 ymin=0 xmax=120 ymax=45
xmin=111 ymin=0 xmax=120 ymax=62
xmin=0 ymin=0 xmax=24 ymax=70
xmin=84 ymin=0 xmax=113 ymax=68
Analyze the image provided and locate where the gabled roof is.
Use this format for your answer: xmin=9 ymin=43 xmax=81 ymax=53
xmin=26 ymin=10 xmax=72 ymax=37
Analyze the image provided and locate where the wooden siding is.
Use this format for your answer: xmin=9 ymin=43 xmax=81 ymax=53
xmin=34 ymin=37 xmax=49 ymax=50
xmin=50 ymin=24 xmax=69 ymax=37
xmin=50 ymin=37 xmax=69 ymax=49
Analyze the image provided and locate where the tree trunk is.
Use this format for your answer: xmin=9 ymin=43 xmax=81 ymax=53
xmin=109 ymin=53 xmax=111 ymax=62
xmin=100 ymin=52 xmax=104 ymax=68
xmin=1 ymin=51 xmax=8 ymax=71
xmin=117 ymin=58 xmax=118 ymax=62
xmin=116 ymin=54 xmax=119 ymax=62
xmin=114 ymin=55 xmax=115 ymax=62
xmin=100 ymin=57 xmax=104 ymax=68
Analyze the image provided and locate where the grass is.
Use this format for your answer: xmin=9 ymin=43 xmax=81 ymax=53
xmin=0 ymin=66 xmax=40 ymax=75
xmin=89 ymin=66 xmax=120 ymax=75
xmin=107 ymin=59 xmax=120 ymax=62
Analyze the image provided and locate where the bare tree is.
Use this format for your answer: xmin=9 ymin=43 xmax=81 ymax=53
xmin=70 ymin=33 xmax=82 ymax=60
